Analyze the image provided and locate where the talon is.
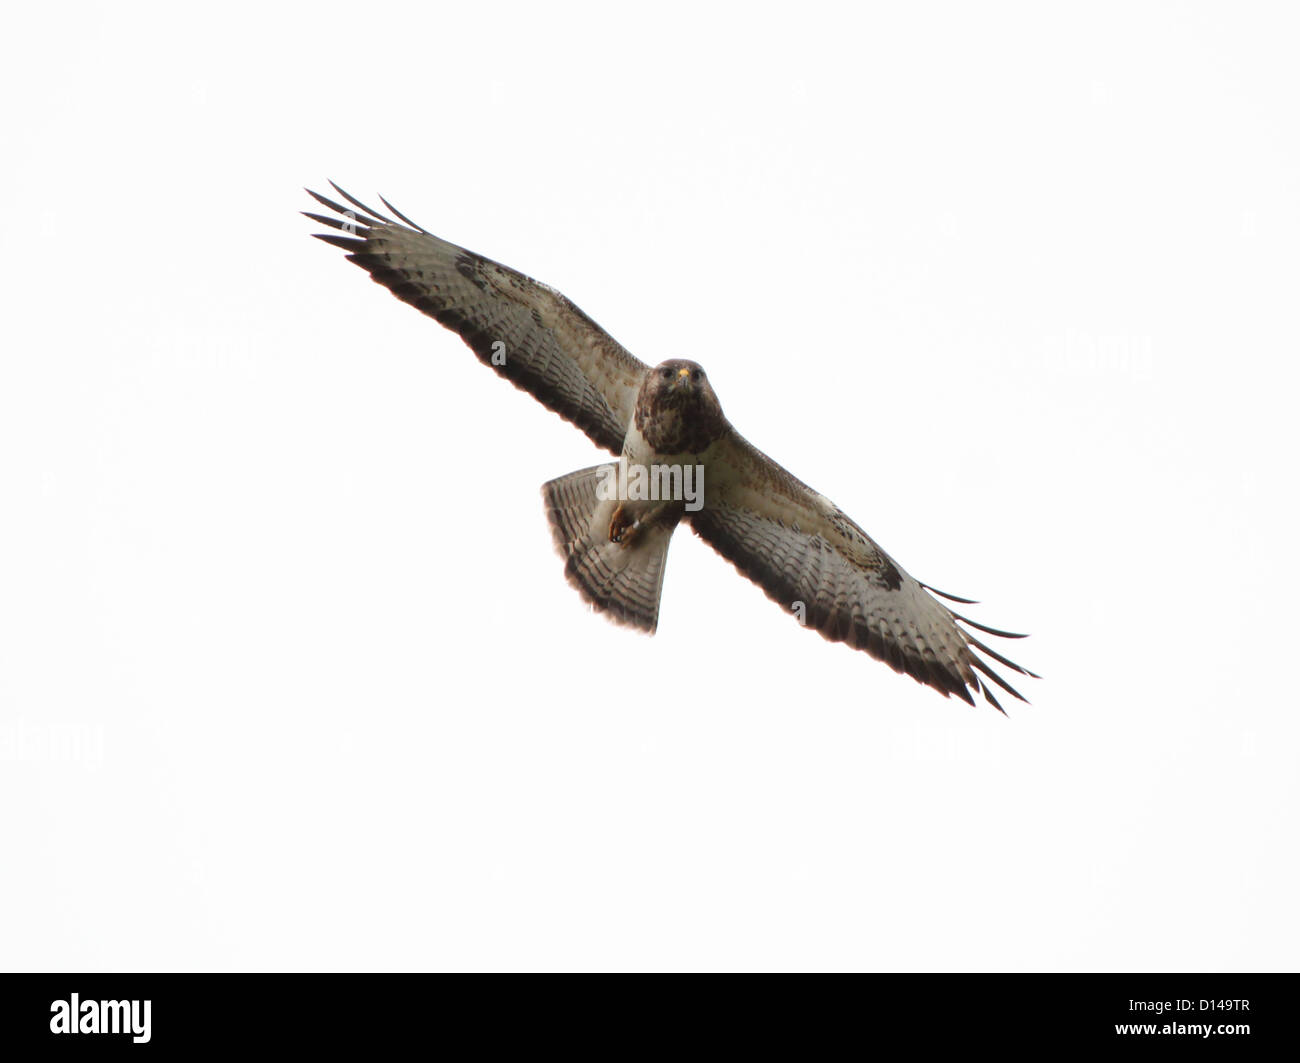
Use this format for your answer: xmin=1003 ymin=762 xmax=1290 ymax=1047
xmin=608 ymin=503 xmax=637 ymax=546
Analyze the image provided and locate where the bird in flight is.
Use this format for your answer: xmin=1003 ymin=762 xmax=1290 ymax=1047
xmin=304 ymin=183 xmax=1037 ymax=711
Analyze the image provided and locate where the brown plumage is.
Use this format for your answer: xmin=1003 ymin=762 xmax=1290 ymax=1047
xmin=305 ymin=184 xmax=1038 ymax=711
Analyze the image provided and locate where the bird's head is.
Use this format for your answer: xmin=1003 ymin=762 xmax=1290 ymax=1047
xmin=634 ymin=359 xmax=726 ymax=453
xmin=643 ymin=358 xmax=714 ymax=403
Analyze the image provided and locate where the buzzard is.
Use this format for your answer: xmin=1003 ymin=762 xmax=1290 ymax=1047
xmin=304 ymin=184 xmax=1037 ymax=711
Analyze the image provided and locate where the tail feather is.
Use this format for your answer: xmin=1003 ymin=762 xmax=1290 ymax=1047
xmin=542 ymin=464 xmax=681 ymax=633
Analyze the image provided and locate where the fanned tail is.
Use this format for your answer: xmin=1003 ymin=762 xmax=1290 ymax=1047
xmin=542 ymin=465 xmax=682 ymax=633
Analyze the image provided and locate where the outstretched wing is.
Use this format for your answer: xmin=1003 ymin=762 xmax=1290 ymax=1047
xmin=692 ymin=433 xmax=1037 ymax=711
xmin=304 ymin=184 xmax=648 ymax=454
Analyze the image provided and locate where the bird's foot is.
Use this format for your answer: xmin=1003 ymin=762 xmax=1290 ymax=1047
xmin=608 ymin=503 xmax=639 ymax=546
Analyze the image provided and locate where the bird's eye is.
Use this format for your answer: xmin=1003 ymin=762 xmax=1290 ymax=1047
xmin=661 ymin=367 xmax=673 ymax=380
xmin=691 ymin=368 xmax=703 ymax=383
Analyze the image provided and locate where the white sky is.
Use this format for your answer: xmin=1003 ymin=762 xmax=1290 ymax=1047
xmin=2 ymin=1 xmax=1296 ymax=972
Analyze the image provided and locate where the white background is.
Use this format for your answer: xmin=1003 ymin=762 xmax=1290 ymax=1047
xmin=3 ymin=2 xmax=1296 ymax=972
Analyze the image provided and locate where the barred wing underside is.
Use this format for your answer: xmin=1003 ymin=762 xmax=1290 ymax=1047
xmin=692 ymin=433 xmax=1037 ymax=711
xmin=305 ymin=184 xmax=647 ymax=453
